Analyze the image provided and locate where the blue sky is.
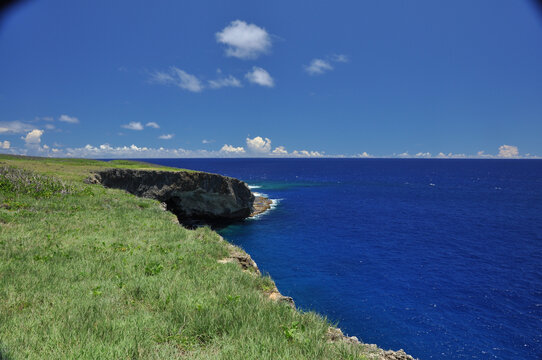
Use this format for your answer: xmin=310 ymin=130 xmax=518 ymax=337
xmin=0 ymin=0 xmax=541 ymax=158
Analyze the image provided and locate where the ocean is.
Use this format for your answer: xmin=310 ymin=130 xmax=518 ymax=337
xmin=138 ymin=158 xmax=542 ymax=359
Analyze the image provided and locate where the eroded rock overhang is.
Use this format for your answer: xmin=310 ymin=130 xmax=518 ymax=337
xmin=88 ymin=168 xmax=255 ymax=228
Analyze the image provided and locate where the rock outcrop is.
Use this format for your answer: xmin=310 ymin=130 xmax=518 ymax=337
xmin=251 ymin=196 xmax=273 ymax=216
xmin=216 ymin=236 xmax=295 ymax=308
xmin=326 ymin=327 xmax=416 ymax=359
xmin=88 ymin=168 xmax=254 ymax=228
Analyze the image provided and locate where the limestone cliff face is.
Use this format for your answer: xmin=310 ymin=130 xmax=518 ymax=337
xmin=89 ymin=168 xmax=254 ymax=227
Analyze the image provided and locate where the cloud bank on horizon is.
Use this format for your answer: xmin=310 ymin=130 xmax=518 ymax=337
xmin=0 ymin=122 xmax=535 ymax=159
xmin=0 ymin=99 xmax=536 ymax=159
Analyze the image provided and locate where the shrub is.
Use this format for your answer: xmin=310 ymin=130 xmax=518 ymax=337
xmin=0 ymin=166 xmax=74 ymax=198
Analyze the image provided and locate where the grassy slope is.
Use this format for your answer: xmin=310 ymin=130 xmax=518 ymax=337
xmin=0 ymin=155 xmax=367 ymax=359
xmin=0 ymin=155 xmax=193 ymax=182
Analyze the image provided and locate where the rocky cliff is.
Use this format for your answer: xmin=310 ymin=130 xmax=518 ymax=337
xmin=88 ymin=168 xmax=254 ymax=228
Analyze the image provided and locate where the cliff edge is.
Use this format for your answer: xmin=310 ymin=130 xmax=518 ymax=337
xmin=87 ymin=168 xmax=254 ymax=227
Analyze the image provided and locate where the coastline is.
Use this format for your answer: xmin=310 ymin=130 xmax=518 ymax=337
xmin=89 ymin=166 xmax=416 ymax=359
xmin=242 ymin=194 xmax=416 ymax=360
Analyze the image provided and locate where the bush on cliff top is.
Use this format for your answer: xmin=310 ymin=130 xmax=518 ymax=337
xmin=0 ymin=166 xmax=74 ymax=198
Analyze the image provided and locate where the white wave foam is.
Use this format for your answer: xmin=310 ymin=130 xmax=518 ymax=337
xmin=248 ymin=185 xmax=261 ymax=189
xmin=270 ymin=198 xmax=281 ymax=209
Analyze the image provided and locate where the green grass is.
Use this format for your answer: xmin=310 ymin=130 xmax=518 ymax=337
xmin=0 ymin=155 xmax=369 ymax=359
xmin=0 ymin=155 xmax=193 ymax=183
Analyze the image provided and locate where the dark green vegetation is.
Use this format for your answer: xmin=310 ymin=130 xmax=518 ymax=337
xmin=0 ymin=155 xmax=368 ymax=359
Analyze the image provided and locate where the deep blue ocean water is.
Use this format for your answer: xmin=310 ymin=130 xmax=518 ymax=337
xmin=137 ymin=158 xmax=542 ymax=359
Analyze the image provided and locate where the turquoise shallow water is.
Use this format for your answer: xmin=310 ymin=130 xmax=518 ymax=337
xmin=139 ymin=158 xmax=542 ymax=359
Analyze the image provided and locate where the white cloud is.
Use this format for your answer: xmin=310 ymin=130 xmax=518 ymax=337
xmin=245 ymin=67 xmax=274 ymax=87
xmin=62 ymin=144 xmax=208 ymax=158
xmin=151 ymin=67 xmax=204 ymax=93
xmin=3 ymin=137 xmax=537 ymax=159
xmin=305 ymin=54 xmax=349 ymax=75
xmin=331 ymin=54 xmax=349 ymax=63
xmin=304 ymin=59 xmax=333 ymax=75
xmin=291 ymin=150 xmax=324 ymax=157
xmin=498 ymin=144 xmax=519 ymax=158
xmin=246 ymin=136 xmax=272 ymax=153
xmin=122 ymin=122 xmax=144 ymax=131
xmin=48 ymin=143 xmax=243 ymax=158
xmin=25 ymin=142 xmax=319 ymax=159
xmin=0 ymin=121 xmax=34 ymax=134
xmin=158 ymin=134 xmax=174 ymax=140
xmin=47 ymin=142 xmax=326 ymax=158
xmin=357 ymin=152 xmax=372 ymax=158
xmin=208 ymin=75 xmax=242 ymax=89
xmin=395 ymin=151 xmax=471 ymax=159
xmin=245 ymin=136 xmax=325 ymax=158
xmin=220 ymin=144 xmax=246 ymax=154
xmin=272 ymin=146 xmax=288 ymax=155
xmin=434 ymin=152 xmax=466 ymax=158
xmin=202 ymin=139 xmax=215 ymax=144
xmin=22 ymin=129 xmax=43 ymax=145
xmin=475 ymin=151 xmax=493 ymax=158
xmin=216 ymin=20 xmax=271 ymax=60
xmin=415 ymin=152 xmax=432 ymax=158
xmin=34 ymin=142 xmax=326 ymax=158
xmin=59 ymin=114 xmax=79 ymax=124
xmin=151 ymin=71 xmax=175 ymax=83
xmin=146 ymin=122 xmax=160 ymax=129
xmin=1 ymin=116 xmax=78 ymax=135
